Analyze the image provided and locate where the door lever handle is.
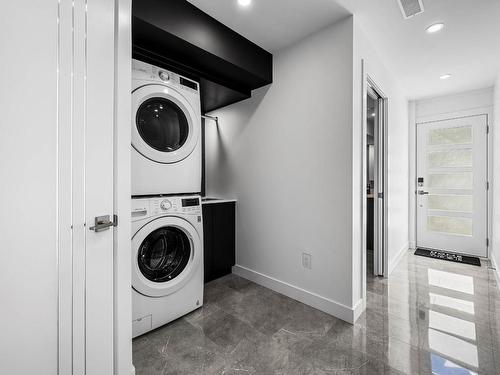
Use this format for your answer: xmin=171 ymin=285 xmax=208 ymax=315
xmin=417 ymin=190 xmax=429 ymax=195
xmin=89 ymin=215 xmax=118 ymax=232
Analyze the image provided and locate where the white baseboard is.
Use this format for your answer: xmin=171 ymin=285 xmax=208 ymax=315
xmin=388 ymin=242 xmax=409 ymax=276
xmin=490 ymin=254 xmax=500 ymax=289
xmin=232 ymin=265 xmax=357 ymax=324
xmin=352 ymin=298 xmax=364 ymax=322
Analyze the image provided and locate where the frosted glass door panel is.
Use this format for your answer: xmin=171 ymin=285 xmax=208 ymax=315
xmin=428 ymin=173 xmax=473 ymax=190
xmin=428 ymin=149 xmax=472 ymax=168
xmin=428 ymin=126 xmax=472 ymax=145
xmin=427 ymin=216 xmax=473 ymax=236
xmin=416 ymin=115 xmax=487 ymax=257
xmin=427 ymin=195 xmax=473 ymax=212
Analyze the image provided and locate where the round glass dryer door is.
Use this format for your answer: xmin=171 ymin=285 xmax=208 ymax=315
xmin=132 ymin=216 xmax=202 ymax=297
xmin=132 ymin=84 xmax=199 ymax=164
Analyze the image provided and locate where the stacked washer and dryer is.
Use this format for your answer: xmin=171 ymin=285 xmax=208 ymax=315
xmin=131 ymin=59 xmax=204 ymax=338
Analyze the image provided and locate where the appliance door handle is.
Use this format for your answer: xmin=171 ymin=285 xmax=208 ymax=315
xmin=132 ymin=209 xmax=148 ymax=217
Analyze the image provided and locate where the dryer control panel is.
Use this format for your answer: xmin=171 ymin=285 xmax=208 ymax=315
xmin=131 ymin=195 xmax=202 ymax=221
xmin=132 ymin=59 xmax=199 ymax=93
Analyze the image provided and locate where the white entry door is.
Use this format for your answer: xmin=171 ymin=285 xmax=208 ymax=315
xmin=416 ymin=115 xmax=488 ymax=257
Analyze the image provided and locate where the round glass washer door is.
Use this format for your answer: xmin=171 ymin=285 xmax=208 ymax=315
xmin=132 ymin=216 xmax=202 ymax=297
xmin=132 ymin=84 xmax=199 ymax=164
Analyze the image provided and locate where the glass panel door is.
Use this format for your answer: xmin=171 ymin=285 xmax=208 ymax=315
xmin=416 ymin=115 xmax=487 ymax=256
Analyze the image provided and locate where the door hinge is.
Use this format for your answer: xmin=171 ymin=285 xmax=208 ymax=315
xmin=487 ymin=238 xmax=490 ymax=247
xmin=378 ymin=192 xmax=384 ymax=199
xmin=487 ymin=181 xmax=490 ymax=190
xmin=487 ymin=125 xmax=490 ymax=134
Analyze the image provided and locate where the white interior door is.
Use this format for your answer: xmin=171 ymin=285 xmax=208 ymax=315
xmin=3 ymin=0 xmax=121 ymax=373
xmin=84 ymin=0 xmax=115 ymax=373
xmin=416 ymin=115 xmax=488 ymax=257
xmin=63 ymin=0 xmax=116 ymax=373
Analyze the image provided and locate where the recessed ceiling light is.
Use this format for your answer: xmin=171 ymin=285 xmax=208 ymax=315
xmin=238 ymin=0 xmax=252 ymax=6
xmin=426 ymin=23 xmax=444 ymax=33
xmin=440 ymin=74 xmax=452 ymax=80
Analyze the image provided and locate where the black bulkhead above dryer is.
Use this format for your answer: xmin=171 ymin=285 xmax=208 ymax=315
xmin=132 ymin=0 xmax=273 ymax=113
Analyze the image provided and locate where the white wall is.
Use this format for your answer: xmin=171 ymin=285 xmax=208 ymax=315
xmin=352 ymin=19 xmax=410 ymax=304
xmin=206 ymin=17 xmax=357 ymax=321
xmin=491 ymin=77 xmax=500 ymax=280
xmin=0 ymin=2 xmax=59 ymax=374
xmin=206 ymin=15 xmax=410 ymax=322
xmin=409 ymin=88 xmax=494 ymax=253
xmin=414 ymin=88 xmax=494 ymax=120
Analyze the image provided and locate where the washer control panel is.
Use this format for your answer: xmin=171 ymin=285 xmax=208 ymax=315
xmin=131 ymin=195 xmax=202 ymax=220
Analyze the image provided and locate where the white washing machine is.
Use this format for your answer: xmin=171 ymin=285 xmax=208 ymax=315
xmin=131 ymin=195 xmax=203 ymax=338
xmin=132 ymin=59 xmax=202 ymax=196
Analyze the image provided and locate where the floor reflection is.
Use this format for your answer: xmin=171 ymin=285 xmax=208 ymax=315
xmin=427 ymin=267 xmax=479 ymax=370
xmin=427 ymin=268 xmax=475 ymax=295
xmin=367 ymin=251 xmax=499 ymax=374
xmin=429 ymin=292 xmax=475 ymax=315
xmin=428 ymin=310 xmax=476 ymax=340
xmin=428 ymin=328 xmax=479 ymax=368
xmin=431 ymin=353 xmax=478 ymax=375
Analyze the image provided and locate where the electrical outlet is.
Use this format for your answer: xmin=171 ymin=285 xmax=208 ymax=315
xmin=302 ymin=253 xmax=312 ymax=270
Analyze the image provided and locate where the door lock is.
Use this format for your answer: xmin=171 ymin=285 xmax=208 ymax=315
xmin=89 ymin=215 xmax=118 ymax=232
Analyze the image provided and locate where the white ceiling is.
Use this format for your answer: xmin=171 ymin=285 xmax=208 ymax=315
xmin=187 ymin=0 xmax=351 ymax=52
xmin=188 ymin=0 xmax=500 ymax=99
xmin=335 ymin=0 xmax=500 ymax=99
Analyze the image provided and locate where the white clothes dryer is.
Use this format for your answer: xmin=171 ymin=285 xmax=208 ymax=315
xmin=132 ymin=59 xmax=202 ymax=196
xmin=131 ymin=195 xmax=203 ymax=338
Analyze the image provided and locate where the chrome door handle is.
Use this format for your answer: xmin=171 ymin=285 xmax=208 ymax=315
xmin=417 ymin=190 xmax=429 ymax=195
xmin=89 ymin=215 xmax=118 ymax=232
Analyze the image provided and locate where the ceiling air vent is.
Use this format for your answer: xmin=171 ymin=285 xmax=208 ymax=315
xmin=397 ymin=0 xmax=425 ymax=19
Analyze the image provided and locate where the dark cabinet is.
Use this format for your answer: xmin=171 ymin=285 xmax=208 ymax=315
xmin=202 ymin=202 xmax=235 ymax=283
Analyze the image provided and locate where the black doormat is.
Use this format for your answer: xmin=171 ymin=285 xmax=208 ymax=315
xmin=414 ymin=248 xmax=481 ymax=267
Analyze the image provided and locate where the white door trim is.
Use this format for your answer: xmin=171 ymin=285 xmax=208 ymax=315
xmin=113 ymin=1 xmax=133 ymax=375
xmin=410 ymin=101 xmax=494 ymax=252
xmin=359 ymin=61 xmax=390 ymax=322
xmin=366 ymin=76 xmax=389 ymax=278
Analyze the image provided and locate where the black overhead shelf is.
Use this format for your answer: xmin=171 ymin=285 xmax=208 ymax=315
xmin=132 ymin=0 xmax=273 ymax=113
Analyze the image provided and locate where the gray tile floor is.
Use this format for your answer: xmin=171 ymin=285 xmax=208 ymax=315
xmin=133 ymin=251 xmax=500 ymax=374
